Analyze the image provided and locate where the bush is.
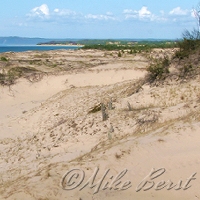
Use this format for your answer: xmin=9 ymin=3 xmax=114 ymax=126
xmin=175 ymin=29 xmax=200 ymax=59
xmin=175 ymin=39 xmax=200 ymax=59
xmin=0 ymin=56 xmax=8 ymax=61
xmin=173 ymin=28 xmax=200 ymax=78
xmin=179 ymin=64 xmax=195 ymax=78
xmin=146 ymin=57 xmax=170 ymax=83
xmin=118 ymin=51 xmax=122 ymax=57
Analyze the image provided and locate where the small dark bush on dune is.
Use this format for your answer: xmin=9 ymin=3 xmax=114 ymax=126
xmin=174 ymin=1 xmax=200 ymax=61
xmin=173 ymin=29 xmax=200 ymax=79
xmin=175 ymin=29 xmax=200 ymax=60
xmin=146 ymin=56 xmax=170 ymax=83
xmin=0 ymin=56 xmax=8 ymax=62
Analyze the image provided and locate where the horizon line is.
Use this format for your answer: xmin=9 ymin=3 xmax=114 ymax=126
xmin=0 ymin=36 xmax=180 ymax=40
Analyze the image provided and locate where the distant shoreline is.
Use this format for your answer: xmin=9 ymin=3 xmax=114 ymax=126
xmin=37 ymin=44 xmax=84 ymax=47
xmin=0 ymin=45 xmax=81 ymax=53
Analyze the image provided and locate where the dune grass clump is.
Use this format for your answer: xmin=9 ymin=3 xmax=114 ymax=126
xmin=0 ymin=67 xmax=41 ymax=86
xmin=0 ymin=73 xmax=6 ymax=84
xmin=0 ymin=72 xmax=16 ymax=86
xmin=7 ymin=67 xmax=38 ymax=80
xmin=8 ymin=67 xmax=39 ymax=78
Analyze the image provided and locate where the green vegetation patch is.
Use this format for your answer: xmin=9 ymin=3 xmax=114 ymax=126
xmin=0 ymin=56 xmax=8 ymax=61
xmin=146 ymin=56 xmax=170 ymax=83
xmin=81 ymin=41 xmax=177 ymax=52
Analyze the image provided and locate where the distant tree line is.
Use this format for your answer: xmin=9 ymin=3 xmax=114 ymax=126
xmin=81 ymin=41 xmax=178 ymax=51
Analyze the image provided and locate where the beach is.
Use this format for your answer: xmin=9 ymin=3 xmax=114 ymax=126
xmin=0 ymin=48 xmax=200 ymax=200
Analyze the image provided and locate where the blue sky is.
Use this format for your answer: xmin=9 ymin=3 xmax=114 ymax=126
xmin=1 ymin=0 xmax=199 ymax=39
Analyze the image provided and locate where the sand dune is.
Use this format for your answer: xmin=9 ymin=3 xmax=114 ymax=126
xmin=0 ymin=49 xmax=200 ymax=200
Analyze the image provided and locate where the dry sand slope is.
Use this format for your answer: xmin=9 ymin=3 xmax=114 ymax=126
xmin=0 ymin=49 xmax=200 ymax=200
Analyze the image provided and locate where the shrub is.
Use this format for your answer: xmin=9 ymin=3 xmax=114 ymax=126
xmin=175 ymin=29 xmax=200 ymax=59
xmin=175 ymin=39 xmax=200 ymax=59
xmin=146 ymin=56 xmax=170 ymax=83
xmin=0 ymin=56 xmax=8 ymax=61
xmin=179 ymin=64 xmax=195 ymax=78
xmin=118 ymin=51 xmax=122 ymax=57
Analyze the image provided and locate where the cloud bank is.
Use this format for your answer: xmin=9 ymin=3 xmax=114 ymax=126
xmin=26 ymin=4 xmax=194 ymax=24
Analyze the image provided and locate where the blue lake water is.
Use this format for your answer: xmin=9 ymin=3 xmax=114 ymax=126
xmin=0 ymin=46 xmax=80 ymax=53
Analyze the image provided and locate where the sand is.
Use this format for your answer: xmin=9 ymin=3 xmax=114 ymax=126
xmin=0 ymin=49 xmax=200 ymax=200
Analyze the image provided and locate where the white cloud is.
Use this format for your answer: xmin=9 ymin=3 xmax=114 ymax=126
xmin=124 ymin=6 xmax=151 ymax=19
xmin=28 ymin=5 xmax=81 ymax=23
xmin=123 ymin=9 xmax=133 ymax=14
xmin=26 ymin=4 xmax=193 ymax=26
xmin=54 ymin=8 xmax=59 ymax=13
xmin=169 ymin=7 xmax=188 ymax=16
xmin=138 ymin=6 xmax=152 ymax=18
xmin=28 ymin=4 xmax=116 ymax=22
xmin=85 ymin=13 xmax=116 ymax=21
xmin=167 ymin=7 xmax=196 ymax=25
xmin=53 ymin=9 xmax=77 ymax=17
xmin=123 ymin=6 xmax=152 ymax=18
xmin=28 ymin=4 xmax=50 ymax=19
xmin=53 ymin=8 xmax=116 ymax=21
xmin=123 ymin=6 xmax=161 ymax=21
xmin=123 ymin=6 xmax=194 ymax=23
